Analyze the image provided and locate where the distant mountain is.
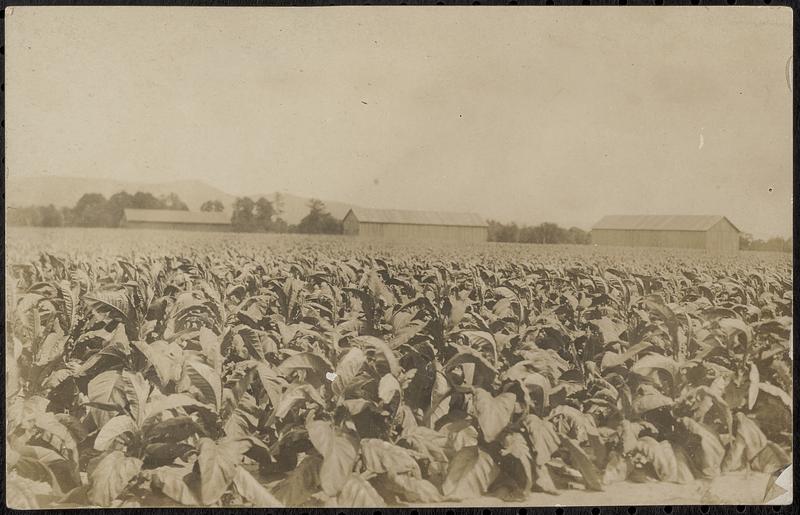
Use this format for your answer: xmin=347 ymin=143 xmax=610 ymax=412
xmin=5 ymin=175 xmax=357 ymax=225
xmin=6 ymin=176 xmax=236 ymax=212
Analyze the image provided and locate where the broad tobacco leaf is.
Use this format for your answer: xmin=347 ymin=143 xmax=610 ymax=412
xmin=332 ymin=347 xmax=366 ymax=395
xmin=361 ymin=438 xmax=421 ymax=477
xmin=253 ymin=362 xmax=286 ymax=407
xmin=521 ymin=414 xmax=560 ymax=466
xmin=631 ymin=353 xmax=681 ymax=382
xmin=517 ymin=348 xmax=569 ymax=383
xmin=120 ymin=371 xmax=150 ymax=426
xmin=87 ymin=371 xmax=128 ymax=428
xmin=143 ymin=442 xmax=194 ymax=468
xmin=306 ymin=420 xmax=360 ymax=496
xmin=87 ymin=451 xmax=142 ymax=506
xmin=561 ymin=438 xmax=604 ymax=491
xmin=548 ymin=405 xmax=599 ymax=443
xmin=642 ymin=295 xmax=679 ymax=347
xmin=273 ymin=383 xmax=326 ymax=419
xmin=718 ymin=317 xmax=752 ymax=342
xmin=132 ymin=340 xmax=183 ymax=386
xmin=31 ymin=412 xmax=80 ymax=464
xmin=440 ymin=419 xmax=479 ymax=454
xmin=144 ymin=416 xmax=201 ymax=444
xmin=336 ymin=474 xmax=385 ymax=507
xmin=198 ymin=327 xmax=223 ymax=375
xmin=401 ymin=425 xmax=449 ymax=463
xmin=378 ymin=373 xmax=401 ymax=404
xmin=272 ymin=454 xmax=322 ymax=506
xmin=181 ymin=358 xmax=222 ymax=412
xmin=634 ymin=437 xmax=681 ymax=483
xmin=632 ymin=389 xmax=673 ymax=416
xmin=750 ymin=442 xmax=790 ymax=475
xmin=151 ymin=463 xmax=199 ymax=505
xmin=354 ymin=335 xmax=402 ymax=377
xmin=196 ymin=437 xmax=246 ymax=505
xmin=458 ymin=331 xmax=499 ymax=364
xmin=733 ymin=412 xmax=768 ymax=462
xmin=680 ymin=417 xmax=724 ymax=478
xmin=443 ymin=348 xmax=498 ymax=388
xmin=35 ymin=331 xmax=68 ymax=367
xmin=94 ymin=415 xmax=135 ymax=451
xmin=686 ymin=386 xmax=733 ymax=434
xmin=143 ymin=393 xmax=204 ymax=422
xmin=232 ymin=466 xmax=283 ymax=507
xmin=600 ymin=341 xmax=652 ymax=371
xmin=473 ymin=388 xmax=516 ymax=442
xmin=500 ymin=432 xmax=532 ymax=490
xmin=278 ymin=352 xmax=333 ymax=379
xmin=442 ymin=446 xmax=499 ymax=500
xmin=6 ymin=471 xmax=55 ymax=509
xmin=383 ymin=472 xmax=443 ymax=503
xmin=590 ymin=317 xmax=627 ymax=344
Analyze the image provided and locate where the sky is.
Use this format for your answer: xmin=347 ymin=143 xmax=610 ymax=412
xmin=5 ymin=6 xmax=793 ymax=238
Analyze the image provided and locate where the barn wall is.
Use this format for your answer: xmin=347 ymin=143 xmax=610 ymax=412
xmin=121 ymin=221 xmax=231 ymax=232
xmin=357 ymin=222 xmax=487 ymax=242
xmin=591 ymin=229 xmax=706 ymax=249
xmin=704 ymin=219 xmax=740 ymax=253
xmin=342 ymin=212 xmax=360 ymax=236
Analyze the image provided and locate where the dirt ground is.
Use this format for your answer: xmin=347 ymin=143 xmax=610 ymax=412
xmin=419 ymin=472 xmax=781 ymax=507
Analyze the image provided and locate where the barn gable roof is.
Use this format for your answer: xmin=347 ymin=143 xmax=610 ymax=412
xmin=592 ymin=215 xmax=740 ymax=233
xmin=346 ymin=208 xmax=487 ymax=228
xmin=123 ymin=209 xmax=230 ymax=225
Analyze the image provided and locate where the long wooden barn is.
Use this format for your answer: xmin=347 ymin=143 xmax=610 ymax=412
xmin=120 ymin=209 xmax=231 ymax=232
xmin=343 ymin=207 xmax=488 ymax=242
xmin=591 ymin=215 xmax=740 ymax=252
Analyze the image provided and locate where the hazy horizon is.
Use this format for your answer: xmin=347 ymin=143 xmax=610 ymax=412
xmin=6 ymin=6 xmax=793 ymax=238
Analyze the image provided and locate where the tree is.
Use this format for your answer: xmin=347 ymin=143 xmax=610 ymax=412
xmin=73 ymin=193 xmax=109 ymax=227
xmin=539 ymin=223 xmax=565 ymax=244
xmin=200 ymin=200 xmax=225 ymax=212
xmin=9 ymin=190 xmax=192 ymax=228
xmin=567 ymin=226 xmax=590 ymax=245
xmin=488 ymin=220 xmax=520 ymax=243
xmin=231 ymin=197 xmax=256 ymax=232
xmin=739 ymin=233 xmax=790 ymax=253
xmin=132 ymin=191 xmax=163 ymax=210
xmin=39 ymin=205 xmax=64 ymax=227
xmin=106 ymin=191 xmax=135 ymax=227
xmin=254 ymin=197 xmax=275 ymax=232
xmin=6 ymin=206 xmax=54 ymax=227
xmin=488 ymin=219 xmax=589 ymax=245
xmin=296 ymin=199 xmax=342 ymax=234
xmin=739 ymin=233 xmax=754 ymax=251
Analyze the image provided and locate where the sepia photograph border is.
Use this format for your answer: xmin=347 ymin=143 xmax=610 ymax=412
xmin=1 ymin=1 xmax=797 ymax=515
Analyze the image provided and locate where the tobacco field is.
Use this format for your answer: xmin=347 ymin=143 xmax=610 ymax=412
xmin=5 ymin=229 xmax=793 ymax=508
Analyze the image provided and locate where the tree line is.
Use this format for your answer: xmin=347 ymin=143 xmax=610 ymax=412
xmin=487 ymin=220 xmax=591 ymax=245
xmin=7 ymin=191 xmax=189 ymax=228
xmin=739 ymin=233 xmax=793 ymax=253
xmin=228 ymin=195 xmax=342 ymax=234
xmin=8 ymin=190 xmax=344 ymax=235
